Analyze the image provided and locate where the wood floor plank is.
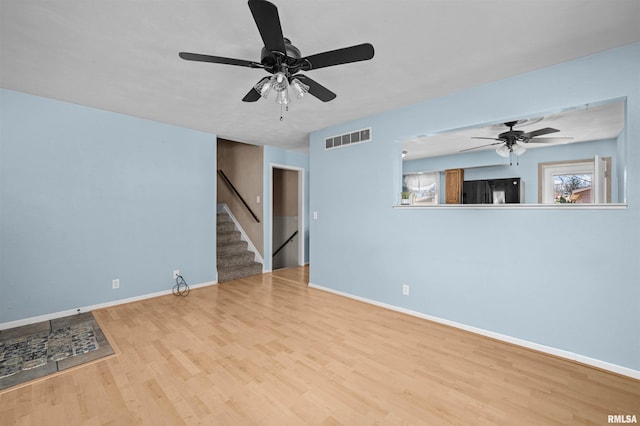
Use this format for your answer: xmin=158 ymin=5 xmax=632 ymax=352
xmin=0 ymin=265 xmax=638 ymax=424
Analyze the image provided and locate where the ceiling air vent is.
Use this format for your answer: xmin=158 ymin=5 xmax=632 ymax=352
xmin=325 ymin=127 xmax=372 ymax=150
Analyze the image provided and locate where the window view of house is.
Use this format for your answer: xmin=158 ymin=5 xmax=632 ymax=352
xmin=553 ymin=173 xmax=593 ymax=203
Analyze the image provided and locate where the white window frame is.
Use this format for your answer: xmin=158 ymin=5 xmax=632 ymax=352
xmin=538 ymin=157 xmax=610 ymax=204
xmin=403 ymin=171 xmax=440 ymax=205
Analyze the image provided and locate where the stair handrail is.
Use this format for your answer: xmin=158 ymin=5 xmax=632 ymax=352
xmin=273 ymin=230 xmax=298 ymax=258
xmin=217 ymin=169 xmax=260 ymax=223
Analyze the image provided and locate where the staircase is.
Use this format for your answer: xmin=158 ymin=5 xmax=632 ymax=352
xmin=217 ymin=210 xmax=263 ymax=282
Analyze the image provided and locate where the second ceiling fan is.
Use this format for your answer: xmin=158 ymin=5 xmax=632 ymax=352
xmin=461 ymin=121 xmax=572 ymax=157
xmin=179 ymin=0 xmax=375 ymax=105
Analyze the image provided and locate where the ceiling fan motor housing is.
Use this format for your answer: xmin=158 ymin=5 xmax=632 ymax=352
xmin=261 ymin=38 xmax=301 ymax=67
xmin=499 ymin=130 xmax=524 ymax=140
xmin=499 ymin=122 xmax=524 ymax=145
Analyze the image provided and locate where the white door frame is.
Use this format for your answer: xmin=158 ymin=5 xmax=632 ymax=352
xmin=268 ymin=163 xmax=305 ymax=271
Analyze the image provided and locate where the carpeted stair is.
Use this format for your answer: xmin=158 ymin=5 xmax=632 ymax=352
xmin=217 ymin=211 xmax=263 ymax=282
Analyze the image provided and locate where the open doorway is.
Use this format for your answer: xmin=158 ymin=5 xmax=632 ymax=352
xmin=270 ymin=165 xmax=304 ymax=270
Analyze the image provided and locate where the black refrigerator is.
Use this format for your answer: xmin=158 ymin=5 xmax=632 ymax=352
xmin=462 ymin=178 xmax=522 ymax=204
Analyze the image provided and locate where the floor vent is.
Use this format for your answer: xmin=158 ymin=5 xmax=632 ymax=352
xmin=325 ymin=127 xmax=371 ymax=150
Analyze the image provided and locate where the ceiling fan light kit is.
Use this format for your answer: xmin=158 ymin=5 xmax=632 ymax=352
xmin=179 ymin=0 xmax=374 ymax=119
xmin=496 ymin=142 xmax=526 ymax=158
xmin=254 ymin=73 xmax=310 ymax=106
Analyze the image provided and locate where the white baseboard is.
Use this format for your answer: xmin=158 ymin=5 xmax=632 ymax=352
xmin=308 ymin=282 xmax=640 ymax=381
xmin=189 ymin=280 xmax=218 ymax=290
xmin=0 ymin=280 xmax=218 ymax=331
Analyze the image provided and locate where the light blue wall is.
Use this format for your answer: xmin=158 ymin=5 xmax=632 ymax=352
xmin=404 ymin=138 xmax=618 ymax=204
xmin=309 ymin=43 xmax=640 ymax=371
xmin=263 ymin=146 xmax=310 ymax=271
xmin=0 ymin=90 xmax=217 ymax=323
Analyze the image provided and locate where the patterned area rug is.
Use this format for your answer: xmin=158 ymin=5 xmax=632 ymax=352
xmin=0 ymin=312 xmax=113 ymax=390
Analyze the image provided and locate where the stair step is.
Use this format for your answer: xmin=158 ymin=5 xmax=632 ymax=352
xmin=217 ymin=230 xmax=241 ymax=244
xmin=218 ymin=262 xmax=263 ymax=283
xmin=216 ymin=213 xmax=232 ymax=224
xmin=217 ymin=240 xmax=248 ymax=254
xmin=217 ymin=221 xmax=236 ymax=233
xmin=217 ymin=251 xmax=256 ymax=268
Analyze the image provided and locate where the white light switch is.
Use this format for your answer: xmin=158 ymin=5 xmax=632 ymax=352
xmin=256 ymin=195 xmax=261 ymax=203
xmin=313 ymin=211 xmax=318 ymax=220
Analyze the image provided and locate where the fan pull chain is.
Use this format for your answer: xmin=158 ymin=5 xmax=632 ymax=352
xmin=279 ymin=104 xmax=289 ymax=121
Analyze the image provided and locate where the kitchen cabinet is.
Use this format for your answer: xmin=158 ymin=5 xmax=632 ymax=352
xmin=445 ymin=168 xmax=464 ymax=204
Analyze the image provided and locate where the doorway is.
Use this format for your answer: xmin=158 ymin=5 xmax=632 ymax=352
xmin=270 ymin=165 xmax=304 ymax=271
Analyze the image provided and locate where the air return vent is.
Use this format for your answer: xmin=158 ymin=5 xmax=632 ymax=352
xmin=325 ymin=127 xmax=372 ymax=150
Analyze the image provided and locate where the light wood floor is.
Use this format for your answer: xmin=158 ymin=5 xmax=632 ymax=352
xmin=1 ymin=266 xmax=638 ymax=425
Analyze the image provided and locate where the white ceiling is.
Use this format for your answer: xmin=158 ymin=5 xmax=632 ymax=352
xmin=2 ymin=0 xmax=640 ymax=153
xmin=402 ymin=99 xmax=626 ymax=160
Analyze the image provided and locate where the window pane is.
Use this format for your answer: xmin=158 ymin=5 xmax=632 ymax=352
xmin=553 ymin=173 xmax=592 ymax=203
xmin=403 ymin=172 xmax=439 ymax=205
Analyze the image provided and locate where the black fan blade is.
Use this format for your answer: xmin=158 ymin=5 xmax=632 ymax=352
xmin=293 ymin=74 xmax=336 ymax=102
xmin=525 ymin=137 xmax=574 ymax=144
xmin=179 ymin=52 xmax=263 ymax=68
xmin=471 ymin=137 xmax=502 ymax=141
xmin=300 ymin=43 xmax=374 ymax=71
xmin=521 ymin=127 xmax=559 ymax=139
xmin=242 ymin=77 xmax=269 ymax=102
xmin=248 ymin=0 xmax=286 ymax=56
xmin=459 ymin=142 xmax=502 ymax=153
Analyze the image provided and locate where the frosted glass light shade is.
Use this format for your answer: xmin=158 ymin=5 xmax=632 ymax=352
xmin=276 ymin=88 xmax=290 ymax=105
xmin=291 ymin=78 xmax=309 ymax=99
xmin=254 ymin=78 xmax=272 ymax=98
xmin=512 ymin=143 xmax=526 ymax=156
xmin=272 ymin=72 xmax=288 ymax=91
xmin=496 ymin=145 xmax=510 ymax=157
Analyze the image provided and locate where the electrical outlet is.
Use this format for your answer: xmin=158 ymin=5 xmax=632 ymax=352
xmin=173 ymin=269 xmax=180 ymax=279
xmin=112 ymin=279 xmax=120 ymax=289
xmin=402 ymin=284 xmax=409 ymax=296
